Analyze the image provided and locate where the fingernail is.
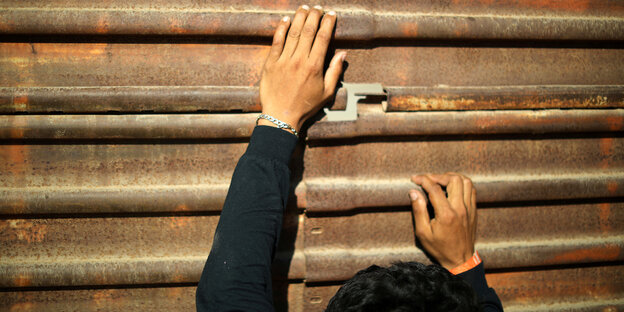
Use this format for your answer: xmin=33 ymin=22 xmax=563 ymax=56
xmin=340 ymin=52 xmax=347 ymax=61
xmin=314 ymin=5 xmax=323 ymax=10
xmin=328 ymin=11 xmax=336 ymax=16
xmin=301 ymin=5 xmax=309 ymax=10
xmin=282 ymin=16 xmax=289 ymax=22
xmin=409 ymin=191 xmax=419 ymax=201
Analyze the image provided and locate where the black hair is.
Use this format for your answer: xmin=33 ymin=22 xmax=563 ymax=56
xmin=325 ymin=262 xmax=480 ymax=312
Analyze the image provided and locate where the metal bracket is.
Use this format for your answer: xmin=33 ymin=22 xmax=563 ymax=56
xmin=324 ymin=83 xmax=385 ymax=121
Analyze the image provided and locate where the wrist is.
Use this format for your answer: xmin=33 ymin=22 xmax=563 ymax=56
xmin=261 ymin=110 xmax=302 ymax=132
xmin=257 ymin=114 xmax=300 ymax=137
xmin=448 ymin=251 xmax=482 ymax=275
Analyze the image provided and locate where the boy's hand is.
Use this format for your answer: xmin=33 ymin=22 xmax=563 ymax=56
xmin=410 ymin=173 xmax=478 ymax=270
xmin=259 ymin=5 xmax=346 ymax=132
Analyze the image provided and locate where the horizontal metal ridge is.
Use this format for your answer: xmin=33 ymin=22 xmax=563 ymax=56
xmin=303 ymin=265 xmax=624 ymax=311
xmin=298 ymin=173 xmax=624 ymax=211
xmin=303 ymin=235 xmax=624 ymax=282
xmin=3 ymin=172 xmax=623 ymax=214
xmin=1 ymin=233 xmax=620 ymax=286
xmin=2 ymin=85 xmax=621 ymax=113
xmin=1 ymin=8 xmax=623 ymax=40
xmin=0 ymin=252 xmax=306 ymax=287
xmin=3 ymin=43 xmax=622 ymax=88
xmin=309 ymin=107 xmax=624 ymax=140
xmin=384 ymin=85 xmax=624 ymax=111
xmin=1 ymin=109 xmax=621 ymax=140
xmin=0 ymin=86 xmax=347 ymax=113
xmin=0 ymin=184 xmax=230 ymax=214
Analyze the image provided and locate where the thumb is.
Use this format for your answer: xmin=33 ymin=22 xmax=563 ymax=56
xmin=410 ymin=189 xmax=432 ymax=240
xmin=323 ymin=52 xmax=346 ymax=99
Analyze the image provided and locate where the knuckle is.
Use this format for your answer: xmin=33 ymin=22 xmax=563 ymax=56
xmin=302 ymin=25 xmax=317 ymax=36
xmin=415 ymin=228 xmax=428 ymax=238
xmin=455 ymin=206 xmax=467 ymax=218
xmin=305 ymin=62 xmax=321 ymax=75
xmin=272 ymin=37 xmax=284 ymax=47
xmin=450 ymin=175 xmax=462 ymax=185
xmin=287 ymin=29 xmax=301 ymax=39
xmin=315 ymin=32 xmax=330 ymax=43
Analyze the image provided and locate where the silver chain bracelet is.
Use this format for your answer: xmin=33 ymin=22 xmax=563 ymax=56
xmin=256 ymin=114 xmax=299 ymax=138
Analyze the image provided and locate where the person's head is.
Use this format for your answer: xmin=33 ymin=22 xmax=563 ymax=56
xmin=325 ymin=262 xmax=479 ymax=312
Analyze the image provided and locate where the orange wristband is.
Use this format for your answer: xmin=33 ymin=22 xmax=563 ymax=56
xmin=449 ymin=251 xmax=482 ymax=275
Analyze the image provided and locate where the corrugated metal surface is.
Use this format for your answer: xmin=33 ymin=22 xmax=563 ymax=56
xmin=1 ymin=1 xmax=623 ymax=311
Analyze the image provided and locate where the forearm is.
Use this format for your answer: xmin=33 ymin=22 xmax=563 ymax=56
xmin=196 ymin=126 xmax=297 ymax=311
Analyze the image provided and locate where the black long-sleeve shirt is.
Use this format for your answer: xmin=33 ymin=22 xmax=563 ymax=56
xmin=196 ymin=125 xmax=503 ymax=311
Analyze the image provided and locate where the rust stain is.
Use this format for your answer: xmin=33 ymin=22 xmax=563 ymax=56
xmin=599 ymin=137 xmax=613 ymax=169
xmin=12 ymin=95 xmax=28 ymax=111
xmin=3 ymin=145 xmax=27 ymax=179
xmin=169 ymin=18 xmax=190 ymax=34
xmin=515 ymin=0 xmax=591 ymax=12
xmin=0 ymin=18 xmax=12 ymax=32
xmin=400 ymin=22 xmax=418 ymax=37
xmin=452 ymin=0 xmax=591 ymax=12
xmin=453 ymin=20 xmax=470 ymax=37
xmin=168 ymin=287 xmax=184 ymax=298
xmin=12 ymin=221 xmax=48 ymax=243
xmin=606 ymin=116 xmax=623 ymax=131
xmin=95 ymin=16 xmax=110 ymax=34
xmin=550 ymin=245 xmax=620 ymax=263
xmin=174 ymin=203 xmax=189 ymax=211
xmin=92 ymin=289 xmax=114 ymax=305
xmin=14 ymin=274 xmax=31 ymax=287
xmin=607 ymin=181 xmax=618 ymax=195
xmin=10 ymin=302 xmax=34 ymax=311
xmin=598 ymin=203 xmax=612 ymax=233
xmin=251 ymin=0 xmax=291 ymax=10
xmin=169 ymin=217 xmax=192 ymax=230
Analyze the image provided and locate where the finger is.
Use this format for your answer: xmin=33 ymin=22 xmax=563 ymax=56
xmin=410 ymin=189 xmax=432 ymax=240
xmin=281 ymin=5 xmax=310 ymax=59
xmin=470 ymin=188 xmax=478 ymax=241
xmin=411 ymin=175 xmax=450 ymax=218
xmin=445 ymin=174 xmax=465 ymax=215
xmin=294 ymin=5 xmax=323 ymax=58
xmin=309 ymin=10 xmax=336 ymax=67
xmin=323 ymin=51 xmax=346 ymax=99
xmin=266 ymin=16 xmax=291 ymax=63
xmin=462 ymin=176 xmax=473 ymax=214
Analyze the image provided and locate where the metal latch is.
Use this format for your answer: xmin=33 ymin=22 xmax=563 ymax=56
xmin=324 ymin=83 xmax=385 ymax=121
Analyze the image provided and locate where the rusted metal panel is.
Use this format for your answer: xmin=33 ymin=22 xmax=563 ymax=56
xmin=310 ymin=106 xmax=624 ymax=140
xmin=384 ymin=85 xmax=624 ymax=111
xmin=0 ymin=144 xmax=245 ymax=214
xmin=2 ymin=108 xmax=621 ymax=141
xmin=0 ymin=114 xmax=258 ymax=140
xmin=1 ymin=3 xmax=623 ymax=40
xmin=2 ymin=43 xmax=623 ymax=88
xmin=303 ymin=204 xmax=624 ymax=282
xmin=1 ymin=1 xmax=622 ymax=310
xmin=302 ymin=265 xmax=624 ymax=311
xmin=299 ymin=137 xmax=624 ymax=211
xmin=0 ymin=212 xmax=304 ymax=287
xmin=0 ymin=86 xmax=262 ymax=113
xmin=0 ymin=87 xmax=347 ymax=113
xmin=0 ymin=283 xmax=306 ymax=312
xmin=0 ymin=286 xmax=198 ymax=312
xmin=1 ymin=84 xmax=621 ymax=114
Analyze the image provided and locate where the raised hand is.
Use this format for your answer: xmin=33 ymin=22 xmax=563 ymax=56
xmin=259 ymin=5 xmax=346 ymax=133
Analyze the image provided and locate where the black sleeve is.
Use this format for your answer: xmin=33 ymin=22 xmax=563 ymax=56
xmin=457 ymin=262 xmax=504 ymax=311
xmin=196 ymin=126 xmax=298 ymax=312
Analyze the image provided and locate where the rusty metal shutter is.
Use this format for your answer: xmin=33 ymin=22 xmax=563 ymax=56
xmin=1 ymin=1 xmax=623 ymax=311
